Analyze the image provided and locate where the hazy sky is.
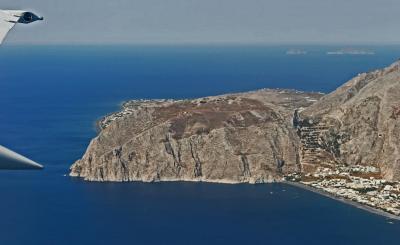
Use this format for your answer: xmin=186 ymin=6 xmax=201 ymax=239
xmin=2 ymin=0 xmax=400 ymax=44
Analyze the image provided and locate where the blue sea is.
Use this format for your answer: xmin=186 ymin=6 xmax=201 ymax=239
xmin=0 ymin=45 xmax=400 ymax=245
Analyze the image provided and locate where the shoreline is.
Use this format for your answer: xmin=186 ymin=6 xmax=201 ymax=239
xmin=69 ymin=174 xmax=280 ymax=185
xmin=70 ymin=172 xmax=400 ymax=221
xmin=284 ymin=181 xmax=400 ymax=221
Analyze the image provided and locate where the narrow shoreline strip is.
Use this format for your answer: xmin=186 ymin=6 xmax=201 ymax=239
xmin=284 ymin=181 xmax=400 ymax=221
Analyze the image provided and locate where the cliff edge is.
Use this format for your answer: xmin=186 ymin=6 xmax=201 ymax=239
xmin=70 ymin=60 xmax=400 ymax=184
xmin=70 ymin=89 xmax=321 ymax=183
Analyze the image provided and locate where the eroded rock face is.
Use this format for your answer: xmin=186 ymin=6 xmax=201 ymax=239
xmin=70 ymin=60 xmax=400 ymax=183
xmin=70 ymin=89 xmax=322 ymax=183
xmin=297 ymin=61 xmax=400 ymax=181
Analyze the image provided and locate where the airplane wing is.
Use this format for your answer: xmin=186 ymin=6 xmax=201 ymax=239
xmin=0 ymin=145 xmax=43 ymax=169
xmin=0 ymin=10 xmax=21 ymax=44
xmin=0 ymin=10 xmax=43 ymax=169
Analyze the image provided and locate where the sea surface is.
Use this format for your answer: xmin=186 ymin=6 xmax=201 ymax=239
xmin=0 ymin=45 xmax=400 ymax=245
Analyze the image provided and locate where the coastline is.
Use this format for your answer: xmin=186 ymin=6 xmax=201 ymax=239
xmin=284 ymin=181 xmax=400 ymax=221
xmin=74 ymin=79 xmax=400 ymax=222
xmin=71 ymin=170 xmax=400 ymax=221
xmin=69 ymin=174 xmax=280 ymax=185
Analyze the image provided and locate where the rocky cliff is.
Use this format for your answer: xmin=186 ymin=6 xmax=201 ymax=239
xmin=296 ymin=61 xmax=400 ymax=181
xmin=70 ymin=60 xmax=400 ymax=183
xmin=70 ymin=89 xmax=322 ymax=183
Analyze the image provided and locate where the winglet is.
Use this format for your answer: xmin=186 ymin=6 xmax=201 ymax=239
xmin=0 ymin=145 xmax=43 ymax=170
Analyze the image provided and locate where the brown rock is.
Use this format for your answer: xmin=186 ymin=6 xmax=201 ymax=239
xmin=70 ymin=60 xmax=400 ymax=183
xmin=70 ymin=89 xmax=321 ymax=183
xmin=298 ymin=60 xmax=400 ymax=181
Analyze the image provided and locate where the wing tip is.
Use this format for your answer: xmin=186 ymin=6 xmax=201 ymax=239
xmin=0 ymin=145 xmax=44 ymax=170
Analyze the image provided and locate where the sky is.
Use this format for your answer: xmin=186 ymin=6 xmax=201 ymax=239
xmin=2 ymin=0 xmax=400 ymax=44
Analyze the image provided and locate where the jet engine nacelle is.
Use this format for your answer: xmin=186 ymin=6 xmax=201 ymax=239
xmin=17 ymin=11 xmax=44 ymax=24
xmin=5 ymin=10 xmax=44 ymax=24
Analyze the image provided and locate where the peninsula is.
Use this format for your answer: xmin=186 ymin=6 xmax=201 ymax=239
xmin=70 ymin=61 xmax=400 ymax=217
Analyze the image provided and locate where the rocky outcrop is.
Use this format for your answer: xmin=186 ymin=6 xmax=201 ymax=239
xmin=297 ymin=61 xmax=400 ymax=181
xmin=70 ymin=60 xmax=400 ymax=183
xmin=70 ymin=89 xmax=322 ymax=183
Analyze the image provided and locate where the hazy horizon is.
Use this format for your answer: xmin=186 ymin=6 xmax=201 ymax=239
xmin=2 ymin=0 xmax=400 ymax=45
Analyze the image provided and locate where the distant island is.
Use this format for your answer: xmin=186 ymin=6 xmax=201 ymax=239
xmin=286 ymin=49 xmax=307 ymax=55
xmin=70 ymin=61 xmax=400 ymax=219
xmin=327 ymin=48 xmax=375 ymax=55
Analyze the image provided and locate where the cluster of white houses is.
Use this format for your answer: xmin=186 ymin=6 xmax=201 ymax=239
xmin=287 ymin=165 xmax=400 ymax=216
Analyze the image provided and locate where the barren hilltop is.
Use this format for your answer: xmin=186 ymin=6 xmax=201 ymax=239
xmin=70 ymin=89 xmax=322 ymax=183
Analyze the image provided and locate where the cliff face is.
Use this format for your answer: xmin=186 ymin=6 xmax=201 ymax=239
xmin=70 ymin=89 xmax=322 ymax=183
xmin=70 ymin=61 xmax=400 ymax=183
xmin=297 ymin=61 xmax=400 ymax=181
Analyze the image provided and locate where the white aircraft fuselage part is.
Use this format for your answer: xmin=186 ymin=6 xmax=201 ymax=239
xmin=1 ymin=9 xmax=44 ymax=169
xmin=0 ymin=10 xmax=43 ymax=44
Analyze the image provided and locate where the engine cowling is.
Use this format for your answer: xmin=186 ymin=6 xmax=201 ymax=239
xmin=18 ymin=12 xmax=43 ymax=24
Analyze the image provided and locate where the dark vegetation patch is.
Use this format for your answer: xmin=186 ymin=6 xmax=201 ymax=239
xmin=391 ymin=105 xmax=400 ymax=119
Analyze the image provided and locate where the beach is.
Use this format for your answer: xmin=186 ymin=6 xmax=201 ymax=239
xmin=285 ymin=181 xmax=400 ymax=221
